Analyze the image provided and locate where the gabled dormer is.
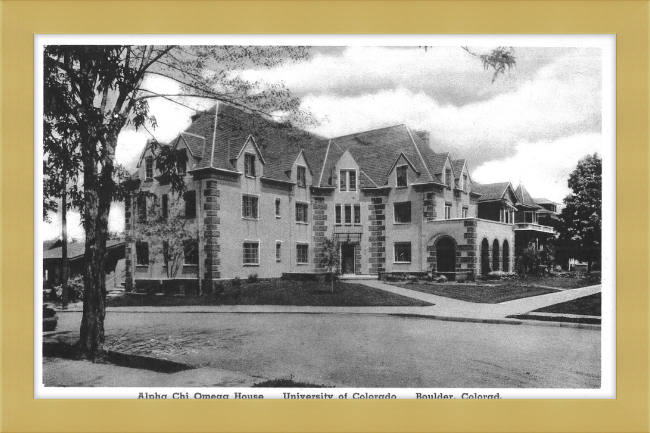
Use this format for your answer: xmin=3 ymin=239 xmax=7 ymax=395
xmin=387 ymin=152 xmax=420 ymax=189
xmin=288 ymin=150 xmax=313 ymax=188
xmin=452 ymin=159 xmax=472 ymax=193
xmin=335 ymin=150 xmax=360 ymax=193
xmin=440 ymin=155 xmax=455 ymax=189
xmin=235 ymin=135 xmax=266 ymax=178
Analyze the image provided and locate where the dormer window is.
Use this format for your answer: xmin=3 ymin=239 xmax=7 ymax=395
xmin=297 ymin=166 xmax=306 ymax=188
xmin=339 ymin=169 xmax=357 ymax=192
xmin=444 ymin=168 xmax=452 ymax=188
xmin=396 ymin=165 xmax=408 ymax=188
xmin=145 ymin=156 xmax=153 ymax=180
xmin=176 ymin=149 xmax=187 ymax=175
xmin=462 ymin=174 xmax=468 ymax=192
xmin=244 ymin=153 xmax=256 ymax=177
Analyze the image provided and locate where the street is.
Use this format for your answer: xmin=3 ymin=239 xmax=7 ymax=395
xmin=50 ymin=311 xmax=600 ymax=388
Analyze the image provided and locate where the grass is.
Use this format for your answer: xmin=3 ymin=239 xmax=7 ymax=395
xmin=533 ymin=293 xmax=601 ymax=316
xmin=388 ymin=281 xmax=558 ymax=304
xmin=107 ymin=280 xmax=432 ymax=308
xmin=385 ymin=275 xmax=600 ymax=304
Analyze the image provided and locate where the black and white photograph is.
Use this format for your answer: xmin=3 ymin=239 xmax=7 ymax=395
xmin=37 ymin=35 xmax=614 ymax=399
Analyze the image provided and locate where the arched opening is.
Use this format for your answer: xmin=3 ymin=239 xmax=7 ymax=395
xmin=436 ymin=237 xmax=456 ymax=280
xmin=503 ymin=240 xmax=510 ymax=272
xmin=492 ymin=239 xmax=500 ymax=272
xmin=481 ymin=238 xmax=490 ymax=276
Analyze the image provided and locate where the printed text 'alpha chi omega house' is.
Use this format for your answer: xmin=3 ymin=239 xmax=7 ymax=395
xmin=123 ymin=102 xmax=555 ymax=293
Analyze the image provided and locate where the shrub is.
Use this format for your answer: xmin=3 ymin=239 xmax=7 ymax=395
xmin=232 ymin=277 xmax=241 ymax=287
xmin=52 ymin=275 xmax=84 ymax=302
xmin=487 ymin=271 xmax=517 ymax=280
xmin=247 ymin=273 xmax=259 ymax=283
xmin=435 ymin=275 xmax=447 ymax=283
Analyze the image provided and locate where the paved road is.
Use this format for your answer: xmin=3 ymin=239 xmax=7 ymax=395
xmin=51 ymin=311 xmax=600 ymax=388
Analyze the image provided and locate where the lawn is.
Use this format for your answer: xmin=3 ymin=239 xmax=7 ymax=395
xmin=107 ymin=280 xmax=432 ymax=308
xmin=387 ymin=281 xmax=558 ymax=304
xmin=533 ymin=293 xmax=601 ymax=316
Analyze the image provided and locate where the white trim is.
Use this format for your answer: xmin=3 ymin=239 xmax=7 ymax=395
xmin=393 ymin=242 xmax=412 ymax=264
xmin=236 ymin=135 xmax=267 ymax=165
xmin=241 ymin=193 xmax=260 ymax=219
xmin=296 ymin=164 xmax=308 ymax=188
xmin=243 ymin=151 xmax=257 ymax=178
xmin=338 ymin=168 xmax=358 ymax=192
xmin=395 ymin=164 xmax=409 ymax=188
xmin=318 ymin=140 xmax=332 ymax=186
xmin=210 ymin=102 xmax=219 ymax=168
xmin=242 ymin=239 xmax=260 ymax=266
xmin=295 ymin=242 xmax=310 ymax=265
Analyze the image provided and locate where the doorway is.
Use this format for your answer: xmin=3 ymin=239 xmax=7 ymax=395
xmin=436 ymin=237 xmax=456 ymax=279
xmin=341 ymin=243 xmax=355 ymax=275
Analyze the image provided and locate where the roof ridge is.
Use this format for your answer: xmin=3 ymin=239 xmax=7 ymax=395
xmin=181 ymin=131 xmax=205 ymax=139
xmin=405 ymin=125 xmax=433 ymax=181
xmin=328 ymin=123 xmax=406 ymax=141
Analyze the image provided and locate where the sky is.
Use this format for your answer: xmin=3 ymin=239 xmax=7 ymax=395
xmin=42 ymin=44 xmax=604 ymax=241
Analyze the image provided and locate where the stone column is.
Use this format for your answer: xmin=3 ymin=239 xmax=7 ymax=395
xmin=202 ymin=178 xmax=221 ymax=290
xmin=124 ymin=193 xmax=134 ymax=292
xmin=368 ymin=197 xmax=386 ymax=274
xmin=312 ymin=196 xmax=328 ymax=271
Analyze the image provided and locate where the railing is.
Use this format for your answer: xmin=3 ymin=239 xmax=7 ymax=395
xmin=514 ymin=223 xmax=555 ymax=233
xmin=333 ymin=225 xmax=363 ymax=242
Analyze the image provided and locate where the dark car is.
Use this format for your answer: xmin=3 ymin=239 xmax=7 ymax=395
xmin=43 ymin=304 xmax=58 ymax=332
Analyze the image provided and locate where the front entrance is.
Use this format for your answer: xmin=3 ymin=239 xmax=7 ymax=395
xmin=341 ymin=243 xmax=355 ymax=275
xmin=436 ymin=237 xmax=456 ymax=280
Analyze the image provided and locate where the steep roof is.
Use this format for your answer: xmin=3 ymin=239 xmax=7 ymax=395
xmin=515 ymin=183 xmax=542 ymax=208
xmin=472 ymin=182 xmax=513 ymax=201
xmin=322 ymin=125 xmax=435 ymax=187
xmin=451 ymin=159 xmax=466 ymax=179
xmin=533 ymin=197 xmax=559 ymax=206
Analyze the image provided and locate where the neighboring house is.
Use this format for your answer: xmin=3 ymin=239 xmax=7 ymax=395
xmin=473 ymin=182 xmax=557 ymax=259
xmin=124 ymin=103 xmax=515 ymax=292
xmin=43 ymin=239 xmax=125 ymax=288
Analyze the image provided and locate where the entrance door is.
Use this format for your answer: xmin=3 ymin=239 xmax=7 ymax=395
xmin=341 ymin=243 xmax=355 ymax=275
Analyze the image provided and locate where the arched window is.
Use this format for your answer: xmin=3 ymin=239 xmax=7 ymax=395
xmin=492 ymin=239 xmax=500 ymax=272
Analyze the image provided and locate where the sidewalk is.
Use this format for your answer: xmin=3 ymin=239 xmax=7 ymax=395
xmin=54 ymin=281 xmax=602 ymax=329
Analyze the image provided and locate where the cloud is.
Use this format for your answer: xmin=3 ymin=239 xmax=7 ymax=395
xmin=471 ymin=132 xmax=602 ymax=203
xmin=41 ymin=203 xmax=125 ymax=241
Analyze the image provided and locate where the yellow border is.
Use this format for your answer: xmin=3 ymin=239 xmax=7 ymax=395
xmin=2 ymin=1 xmax=648 ymax=432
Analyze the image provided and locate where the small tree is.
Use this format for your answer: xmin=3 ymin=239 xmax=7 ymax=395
xmin=133 ymin=195 xmax=198 ymax=282
xmin=318 ymin=238 xmax=340 ymax=293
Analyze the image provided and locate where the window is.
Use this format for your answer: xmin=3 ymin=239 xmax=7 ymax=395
xmin=296 ymin=244 xmax=309 ymax=264
xmin=183 ymin=240 xmax=198 ymax=265
xmin=276 ymin=242 xmax=282 ymax=262
xmin=162 ymin=194 xmax=168 ymax=219
xmin=243 ymin=242 xmax=259 ymax=265
xmin=462 ymin=207 xmax=468 ymax=219
xmin=394 ymin=242 xmax=412 ymax=263
xmin=244 ymin=153 xmax=256 ymax=177
xmin=176 ymin=150 xmax=187 ymax=175
xmin=335 ymin=204 xmax=342 ymax=224
xmin=242 ymin=195 xmax=259 ymax=219
xmin=344 ymin=204 xmax=352 ymax=224
xmin=339 ymin=169 xmax=357 ymax=191
xmin=138 ymin=196 xmax=147 ymax=222
xmin=275 ymin=198 xmax=281 ymax=218
xmin=354 ymin=204 xmax=361 ymax=224
xmin=463 ymin=174 xmax=468 ymax=192
xmin=136 ymin=242 xmax=149 ymax=266
xmin=145 ymin=156 xmax=153 ymax=180
xmin=184 ymin=190 xmax=196 ymax=218
xmin=524 ymin=212 xmax=536 ymax=223
xmin=295 ymin=202 xmax=309 ymax=223
xmin=394 ymin=201 xmax=412 ymax=223
xmin=445 ymin=168 xmax=452 ymax=188
xmin=297 ymin=166 xmax=306 ymax=188
xmin=396 ymin=165 xmax=408 ymax=187
xmin=445 ymin=203 xmax=452 ymax=220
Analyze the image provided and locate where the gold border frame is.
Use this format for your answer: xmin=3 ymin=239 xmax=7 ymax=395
xmin=2 ymin=1 xmax=648 ymax=432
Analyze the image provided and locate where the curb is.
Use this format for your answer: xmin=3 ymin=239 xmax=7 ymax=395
xmin=56 ymin=306 xmax=601 ymax=330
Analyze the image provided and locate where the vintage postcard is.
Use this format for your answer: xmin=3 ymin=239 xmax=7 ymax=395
xmin=36 ymin=34 xmax=615 ymax=399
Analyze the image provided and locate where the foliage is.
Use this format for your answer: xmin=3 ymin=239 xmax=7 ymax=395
xmin=48 ymin=275 xmax=85 ymax=302
xmin=556 ymin=154 xmax=602 ymax=273
xmin=232 ymin=277 xmax=242 ymax=287
xmin=43 ymin=45 xmax=315 ymax=359
xmin=247 ymin=273 xmax=259 ymax=283
xmin=462 ymin=46 xmax=516 ymax=83
xmin=134 ymin=197 xmax=198 ymax=279
xmin=318 ymin=237 xmax=340 ymax=293
xmin=486 ymin=271 xmax=517 ymax=280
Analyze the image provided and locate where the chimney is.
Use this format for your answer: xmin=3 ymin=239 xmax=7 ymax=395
xmin=190 ymin=111 xmax=204 ymax=123
xmin=414 ymin=130 xmax=430 ymax=147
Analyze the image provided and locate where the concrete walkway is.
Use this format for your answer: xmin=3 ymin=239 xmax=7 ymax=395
xmin=54 ymin=281 xmax=601 ymax=329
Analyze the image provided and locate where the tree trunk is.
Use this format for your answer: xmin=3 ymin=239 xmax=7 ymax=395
xmin=587 ymin=259 xmax=592 ymax=274
xmin=61 ymin=167 xmax=69 ymax=309
xmin=77 ymin=136 xmax=115 ymax=360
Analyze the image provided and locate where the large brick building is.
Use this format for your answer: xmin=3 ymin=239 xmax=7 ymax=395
xmin=125 ymin=103 xmax=523 ymax=292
